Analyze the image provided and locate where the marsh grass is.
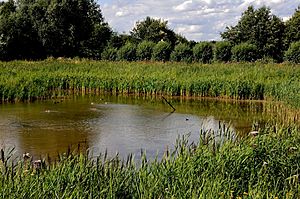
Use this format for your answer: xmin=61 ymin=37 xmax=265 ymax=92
xmin=1 ymin=124 xmax=300 ymax=198
xmin=1 ymin=60 xmax=300 ymax=108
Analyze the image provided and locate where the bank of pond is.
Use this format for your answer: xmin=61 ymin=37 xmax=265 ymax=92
xmin=1 ymin=123 xmax=300 ymax=198
xmin=0 ymin=60 xmax=300 ymax=108
xmin=1 ymin=60 xmax=300 ymax=198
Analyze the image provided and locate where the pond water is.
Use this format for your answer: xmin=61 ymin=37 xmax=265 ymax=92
xmin=0 ymin=95 xmax=281 ymax=161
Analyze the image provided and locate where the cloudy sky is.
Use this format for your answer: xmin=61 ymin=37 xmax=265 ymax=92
xmin=99 ymin=0 xmax=299 ymax=41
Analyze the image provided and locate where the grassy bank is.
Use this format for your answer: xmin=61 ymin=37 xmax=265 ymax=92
xmin=0 ymin=124 xmax=300 ymax=198
xmin=0 ymin=60 xmax=300 ymax=107
xmin=1 ymin=60 xmax=300 ymax=198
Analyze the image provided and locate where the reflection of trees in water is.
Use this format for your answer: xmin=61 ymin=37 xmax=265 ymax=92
xmin=0 ymin=95 xmax=288 ymax=160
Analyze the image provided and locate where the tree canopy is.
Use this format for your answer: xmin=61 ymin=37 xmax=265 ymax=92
xmin=284 ymin=6 xmax=300 ymax=49
xmin=0 ymin=0 xmax=111 ymax=60
xmin=130 ymin=16 xmax=179 ymax=45
xmin=1 ymin=2 xmax=300 ymax=63
xmin=221 ymin=6 xmax=285 ymax=62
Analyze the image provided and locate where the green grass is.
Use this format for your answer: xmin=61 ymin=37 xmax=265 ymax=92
xmin=1 ymin=124 xmax=300 ymax=198
xmin=1 ymin=60 xmax=300 ymax=108
xmin=1 ymin=59 xmax=300 ymax=198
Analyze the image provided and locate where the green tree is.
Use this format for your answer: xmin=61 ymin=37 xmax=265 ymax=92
xmin=284 ymin=7 xmax=300 ymax=50
xmin=152 ymin=41 xmax=172 ymax=62
xmin=284 ymin=41 xmax=300 ymax=63
xmin=116 ymin=42 xmax=136 ymax=61
xmin=170 ymin=43 xmax=192 ymax=62
xmin=136 ymin=41 xmax=155 ymax=61
xmin=108 ymin=33 xmax=138 ymax=49
xmin=131 ymin=16 xmax=177 ymax=45
xmin=101 ymin=46 xmax=117 ymax=61
xmin=193 ymin=42 xmax=213 ymax=63
xmin=232 ymin=43 xmax=258 ymax=62
xmin=214 ymin=41 xmax=232 ymax=62
xmin=0 ymin=0 xmax=44 ymax=60
xmin=0 ymin=0 xmax=111 ymax=60
xmin=31 ymin=0 xmax=111 ymax=58
xmin=221 ymin=6 xmax=285 ymax=62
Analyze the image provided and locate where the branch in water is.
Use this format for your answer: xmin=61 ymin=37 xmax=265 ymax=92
xmin=162 ymin=96 xmax=176 ymax=112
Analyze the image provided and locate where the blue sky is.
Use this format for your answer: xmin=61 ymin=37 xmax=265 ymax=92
xmin=98 ymin=0 xmax=300 ymax=41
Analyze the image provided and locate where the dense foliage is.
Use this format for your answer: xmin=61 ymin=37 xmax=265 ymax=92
xmin=221 ymin=6 xmax=285 ymax=62
xmin=152 ymin=41 xmax=172 ymax=62
xmin=284 ymin=7 xmax=300 ymax=49
xmin=170 ymin=43 xmax=192 ymax=63
xmin=232 ymin=43 xmax=258 ymax=62
xmin=136 ymin=41 xmax=155 ymax=61
xmin=130 ymin=16 xmax=177 ymax=45
xmin=193 ymin=42 xmax=213 ymax=63
xmin=116 ymin=43 xmax=136 ymax=61
xmin=1 ymin=60 xmax=300 ymax=108
xmin=1 ymin=123 xmax=300 ymax=198
xmin=214 ymin=41 xmax=232 ymax=62
xmin=0 ymin=0 xmax=111 ymax=60
xmin=101 ymin=47 xmax=117 ymax=61
xmin=1 ymin=1 xmax=300 ymax=62
xmin=285 ymin=41 xmax=300 ymax=63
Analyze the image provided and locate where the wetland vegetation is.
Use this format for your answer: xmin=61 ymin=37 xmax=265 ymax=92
xmin=1 ymin=123 xmax=300 ymax=198
xmin=1 ymin=60 xmax=300 ymax=108
xmin=1 ymin=0 xmax=300 ymax=198
xmin=0 ymin=60 xmax=300 ymax=198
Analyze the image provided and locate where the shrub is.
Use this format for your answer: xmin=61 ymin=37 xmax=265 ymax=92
xmin=284 ymin=41 xmax=300 ymax=63
xmin=101 ymin=47 xmax=118 ymax=61
xmin=136 ymin=41 xmax=155 ymax=61
xmin=116 ymin=43 xmax=137 ymax=61
xmin=193 ymin=42 xmax=213 ymax=63
xmin=232 ymin=43 xmax=258 ymax=62
xmin=152 ymin=41 xmax=172 ymax=62
xmin=170 ymin=43 xmax=192 ymax=62
xmin=214 ymin=41 xmax=232 ymax=62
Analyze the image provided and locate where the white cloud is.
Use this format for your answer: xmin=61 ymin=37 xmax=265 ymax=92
xmin=173 ymin=0 xmax=193 ymax=11
xmin=115 ymin=11 xmax=128 ymax=17
xmin=100 ymin=0 xmax=300 ymax=41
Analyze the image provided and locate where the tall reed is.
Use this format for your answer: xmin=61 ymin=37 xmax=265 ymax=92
xmin=1 ymin=60 xmax=300 ymax=108
xmin=1 ymin=124 xmax=300 ymax=198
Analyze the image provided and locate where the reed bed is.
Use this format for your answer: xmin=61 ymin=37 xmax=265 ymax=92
xmin=0 ymin=124 xmax=300 ymax=198
xmin=0 ymin=60 xmax=300 ymax=108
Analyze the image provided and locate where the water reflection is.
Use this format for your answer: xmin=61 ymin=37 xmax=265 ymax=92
xmin=87 ymin=103 xmax=210 ymax=160
xmin=0 ymin=95 xmax=282 ymax=160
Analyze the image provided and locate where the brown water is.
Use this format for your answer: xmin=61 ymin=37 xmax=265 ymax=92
xmin=0 ymin=95 xmax=281 ymax=160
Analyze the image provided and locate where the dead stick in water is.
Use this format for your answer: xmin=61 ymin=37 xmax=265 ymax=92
xmin=162 ymin=96 xmax=176 ymax=112
xmin=0 ymin=149 xmax=4 ymax=163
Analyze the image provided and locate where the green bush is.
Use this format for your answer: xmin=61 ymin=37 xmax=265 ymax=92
xmin=101 ymin=47 xmax=118 ymax=61
xmin=116 ymin=43 xmax=137 ymax=61
xmin=214 ymin=41 xmax=232 ymax=62
xmin=152 ymin=41 xmax=172 ymax=61
xmin=136 ymin=41 xmax=155 ymax=61
xmin=284 ymin=41 xmax=300 ymax=63
xmin=170 ymin=43 xmax=192 ymax=62
xmin=193 ymin=42 xmax=213 ymax=63
xmin=232 ymin=43 xmax=258 ymax=62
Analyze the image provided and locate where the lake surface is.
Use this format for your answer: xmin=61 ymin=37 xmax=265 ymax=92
xmin=0 ymin=95 xmax=281 ymax=160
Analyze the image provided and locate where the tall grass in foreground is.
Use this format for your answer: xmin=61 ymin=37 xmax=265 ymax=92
xmin=1 ymin=60 xmax=300 ymax=108
xmin=1 ymin=124 xmax=300 ymax=198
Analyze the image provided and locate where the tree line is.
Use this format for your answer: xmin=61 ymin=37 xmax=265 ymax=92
xmin=0 ymin=0 xmax=300 ymax=63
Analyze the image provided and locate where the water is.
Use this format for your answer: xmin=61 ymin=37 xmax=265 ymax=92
xmin=0 ymin=95 xmax=279 ymax=160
